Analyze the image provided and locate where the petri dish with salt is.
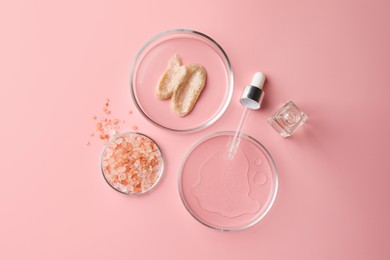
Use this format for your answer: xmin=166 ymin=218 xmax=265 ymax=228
xmin=179 ymin=131 xmax=278 ymax=231
xmin=101 ymin=132 xmax=164 ymax=196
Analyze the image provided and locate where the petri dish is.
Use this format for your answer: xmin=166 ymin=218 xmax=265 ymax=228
xmin=130 ymin=29 xmax=234 ymax=132
xmin=178 ymin=131 xmax=278 ymax=231
xmin=101 ymin=132 xmax=164 ymax=196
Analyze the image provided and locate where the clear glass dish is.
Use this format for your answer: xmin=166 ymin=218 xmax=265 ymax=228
xmin=101 ymin=132 xmax=164 ymax=196
xmin=130 ymin=29 xmax=234 ymax=132
xmin=178 ymin=131 xmax=278 ymax=231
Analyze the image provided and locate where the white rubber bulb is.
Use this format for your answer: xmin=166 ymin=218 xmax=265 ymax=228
xmin=251 ymin=72 xmax=266 ymax=89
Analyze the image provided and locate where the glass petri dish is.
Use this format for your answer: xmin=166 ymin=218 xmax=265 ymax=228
xmin=101 ymin=132 xmax=164 ymax=196
xmin=130 ymin=29 xmax=234 ymax=132
xmin=178 ymin=131 xmax=278 ymax=231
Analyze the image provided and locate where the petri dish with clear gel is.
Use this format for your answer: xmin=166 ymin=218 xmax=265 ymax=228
xmin=130 ymin=29 xmax=234 ymax=132
xmin=178 ymin=131 xmax=278 ymax=231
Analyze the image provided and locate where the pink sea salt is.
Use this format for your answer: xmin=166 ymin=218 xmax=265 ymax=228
xmin=103 ymin=106 xmax=111 ymax=114
xmin=102 ymin=133 xmax=163 ymax=195
xmin=89 ymin=99 xmax=137 ymax=145
xmin=92 ymin=99 xmax=122 ymax=143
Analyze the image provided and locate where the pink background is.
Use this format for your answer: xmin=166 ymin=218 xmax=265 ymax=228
xmin=1 ymin=0 xmax=389 ymax=259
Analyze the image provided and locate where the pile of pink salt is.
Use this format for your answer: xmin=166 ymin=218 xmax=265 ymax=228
xmin=89 ymin=98 xmax=137 ymax=145
xmin=102 ymin=133 xmax=163 ymax=194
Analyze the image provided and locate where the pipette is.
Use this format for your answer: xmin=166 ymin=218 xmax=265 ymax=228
xmin=228 ymin=72 xmax=266 ymax=160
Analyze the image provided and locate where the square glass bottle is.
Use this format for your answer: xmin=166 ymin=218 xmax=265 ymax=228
xmin=268 ymin=100 xmax=308 ymax=137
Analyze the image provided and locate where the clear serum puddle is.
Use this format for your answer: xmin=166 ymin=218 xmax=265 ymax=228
xmin=179 ymin=132 xmax=278 ymax=231
xmin=192 ymin=148 xmax=261 ymax=218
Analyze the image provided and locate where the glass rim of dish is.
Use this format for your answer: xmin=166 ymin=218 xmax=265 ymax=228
xmin=130 ymin=28 xmax=234 ymax=133
xmin=178 ymin=131 xmax=279 ymax=231
xmin=101 ymin=131 xmax=165 ymax=196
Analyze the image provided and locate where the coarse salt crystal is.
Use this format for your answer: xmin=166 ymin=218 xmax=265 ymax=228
xmin=114 ymin=138 xmax=123 ymax=144
xmin=119 ymin=172 xmax=127 ymax=180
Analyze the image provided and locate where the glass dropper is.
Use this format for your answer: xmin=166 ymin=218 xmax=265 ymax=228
xmin=228 ymin=72 xmax=266 ymax=160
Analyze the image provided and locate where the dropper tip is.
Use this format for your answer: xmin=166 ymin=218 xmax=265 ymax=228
xmin=251 ymin=72 xmax=266 ymax=89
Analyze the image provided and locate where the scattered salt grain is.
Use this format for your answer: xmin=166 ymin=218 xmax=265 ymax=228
xmin=109 ymin=129 xmax=116 ymax=136
xmin=90 ymin=99 xmax=137 ymax=145
xmin=103 ymin=107 xmax=111 ymax=114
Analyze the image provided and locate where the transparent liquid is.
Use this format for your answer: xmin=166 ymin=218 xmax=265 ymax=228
xmin=180 ymin=133 xmax=277 ymax=230
xmin=192 ymin=148 xmax=262 ymax=217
